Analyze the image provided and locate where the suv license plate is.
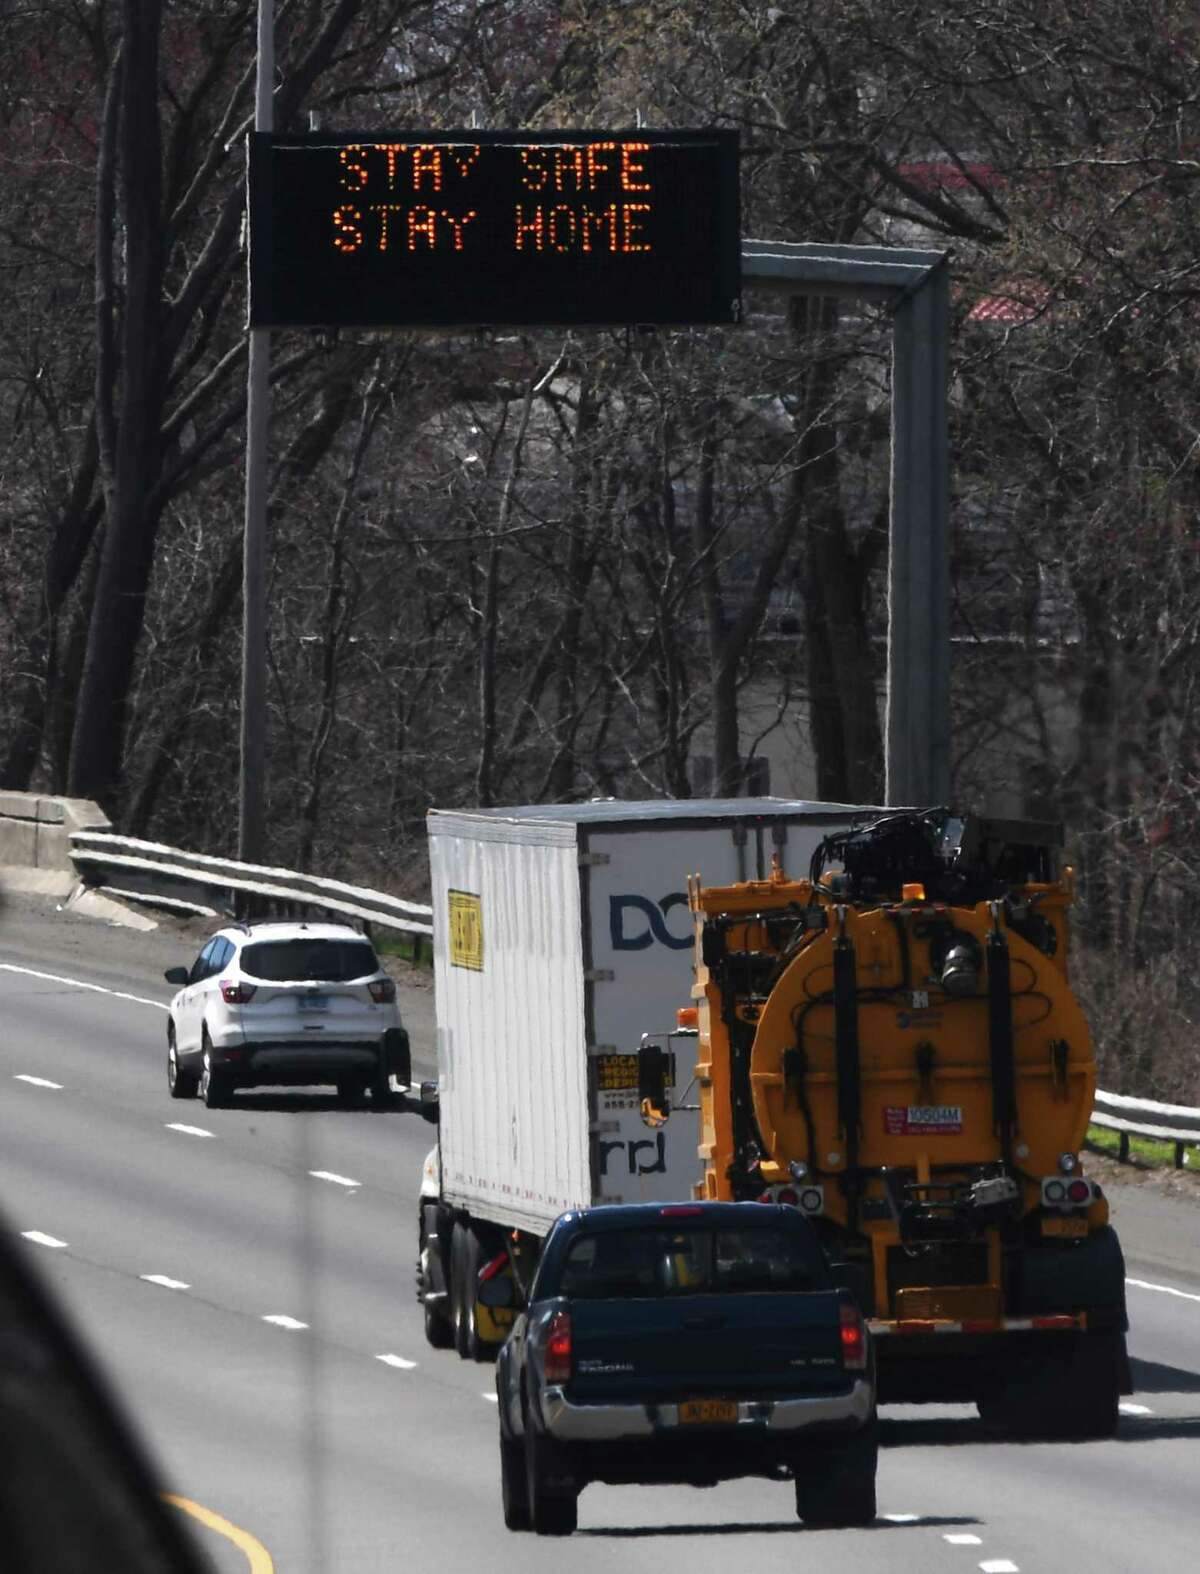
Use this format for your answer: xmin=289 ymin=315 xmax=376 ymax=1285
xmin=678 ymin=1399 xmax=738 ymax=1426
xmin=1042 ymin=1216 xmax=1087 ymax=1238
xmin=299 ymin=994 xmax=330 ymax=1012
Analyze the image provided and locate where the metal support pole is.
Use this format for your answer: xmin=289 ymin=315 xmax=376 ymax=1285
xmin=742 ymin=241 xmax=951 ymax=808
xmin=886 ymin=259 xmax=951 ymax=806
xmin=239 ymin=0 xmax=274 ymax=866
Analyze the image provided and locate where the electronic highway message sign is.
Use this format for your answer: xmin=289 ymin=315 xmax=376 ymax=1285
xmin=247 ymin=129 xmax=740 ymax=328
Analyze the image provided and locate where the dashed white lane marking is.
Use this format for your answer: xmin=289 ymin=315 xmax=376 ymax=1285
xmin=309 ymin=1170 xmax=360 ymax=1189
xmin=141 ymin=1274 xmax=190 ymax=1291
xmin=376 ymin=1353 xmax=418 ymax=1370
xmin=979 ymin=1562 xmax=1019 ymax=1574
xmin=945 ymin=1534 xmax=982 ymax=1545
xmin=1127 ymin=1276 xmax=1200 ymax=1305
xmin=882 ymin=1513 xmax=920 ymax=1523
xmin=482 ymin=1392 xmax=498 ymax=1403
xmin=1120 ymin=1402 xmax=1153 ymax=1416
xmin=21 ymin=1230 xmax=68 ymax=1249
xmin=262 ymin=1314 xmax=308 ymax=1331
xmin=14 ymin=1073 xmax=63 ymax=1089
xmin=0 ymin=961 xmax=168 ymax=1012
xmin=166 ymin=1122 xmax=215 ymax=1138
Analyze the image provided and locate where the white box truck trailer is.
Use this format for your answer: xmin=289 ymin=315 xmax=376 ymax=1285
xmin=416 ymin=798 xmax=873 ymax=1359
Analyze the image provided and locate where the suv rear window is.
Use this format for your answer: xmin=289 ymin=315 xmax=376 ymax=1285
xmin=239 ymin=939 xmax=380 ymax=983
xmin=558 ymin=1226 xmax=826 ymax=1300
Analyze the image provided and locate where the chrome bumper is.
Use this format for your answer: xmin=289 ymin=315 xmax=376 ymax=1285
xmin=540 ymin=1379 xmax=873 ymax=1442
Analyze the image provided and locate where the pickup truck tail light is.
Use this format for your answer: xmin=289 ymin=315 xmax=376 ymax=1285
xmin=543 ymin=1310 xmax=572 ymax=1384
xmin=840 ymin=1301 xmax=867 ymax=1371
xmin=219 ymin=980 xmax=257 ymax=1005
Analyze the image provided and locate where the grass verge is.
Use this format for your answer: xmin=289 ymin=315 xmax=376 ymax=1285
xmin=1087 ymin=1124 xmax=1196 ymax=1169
xmin=375 ymin=929 xmax=433 ymax=967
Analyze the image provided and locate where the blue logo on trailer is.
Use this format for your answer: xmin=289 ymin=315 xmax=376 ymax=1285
xmin=609 ymin=894 xmax=692 ymax=951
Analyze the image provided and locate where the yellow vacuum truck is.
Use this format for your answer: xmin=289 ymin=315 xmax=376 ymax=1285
xmin=639 ymin=809 xmax=1131 ymax=1436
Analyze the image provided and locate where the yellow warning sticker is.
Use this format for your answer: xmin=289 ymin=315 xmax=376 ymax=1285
xmin=448 ymin=890 xmax=483 ymax=970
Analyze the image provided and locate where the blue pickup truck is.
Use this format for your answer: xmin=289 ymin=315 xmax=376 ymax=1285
xmin=493 ymin=1201 xmax=877 ymax=1535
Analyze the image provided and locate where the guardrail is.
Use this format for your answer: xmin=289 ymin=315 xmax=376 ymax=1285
xmin=70 ymin=830 xmax=433 ymax=953
xmin=1090 ymin=1089 xmax=1200 ymax=1170
xmin=60 ymin=827 xmax=1200 ymax=1166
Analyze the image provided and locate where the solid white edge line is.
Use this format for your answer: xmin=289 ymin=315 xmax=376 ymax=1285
xmin=0 ymin=961 xmax=168 ymax=1012
xmin=309 ymin=1170 xmax=361 ymax=1189
xmin=376 ymin=1354 xmax=418 ymax=1370
xmin=1127 ymin=1275 xmax=1200 ymax=1305
xmin=262 ymin=1314 xmax=308 ymax=1330
xmin=166 ymin=1123 xmax=215 ymax=1138
xmin=141 ymin=1274 xmax=190 ymax=1291
xmin=14 ymin=1074 xmax=63 ymax=1089
xmin=21 ymin=1230 xmax=68 ymax=1249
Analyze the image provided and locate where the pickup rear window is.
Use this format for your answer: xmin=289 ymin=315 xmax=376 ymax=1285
xmin=558 ymin=1226 xmax=826 ymax=1300
xmin=239 ymin=939 xmax=380 ymax=982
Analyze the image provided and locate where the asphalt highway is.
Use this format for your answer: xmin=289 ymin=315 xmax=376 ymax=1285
xmin=1 ymin=888 xmax=1198 ymax=1572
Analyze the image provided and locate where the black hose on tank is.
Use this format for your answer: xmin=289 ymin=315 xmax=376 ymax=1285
xmin=987 ymin=920 xmax=1017 ymax=1166
xmin=833 ymin=922 xmax=863 ymax=1231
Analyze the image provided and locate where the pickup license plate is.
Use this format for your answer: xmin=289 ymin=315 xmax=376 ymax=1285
xmin=1042 ymin=1216 xmax=1087 ymax=1238
xmin=298 ymin=994 xmax=330 ymax=1012
xmin=678 ymin=1399 xmax=738 ymax=1426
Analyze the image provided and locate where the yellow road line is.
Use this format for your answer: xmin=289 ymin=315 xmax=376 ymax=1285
xmin=163 ymin=1494 xmax=274 ymax=1573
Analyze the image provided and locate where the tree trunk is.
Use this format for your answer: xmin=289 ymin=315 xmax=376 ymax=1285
xmin=68 ymin=3 xmax=165 ymax=807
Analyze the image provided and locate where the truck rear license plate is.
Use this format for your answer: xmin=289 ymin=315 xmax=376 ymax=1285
xmin=1042 ymin=1216 xmax=1087 ymax=1238
xmin=678 ymin=1399 xmax=738 ymax=1425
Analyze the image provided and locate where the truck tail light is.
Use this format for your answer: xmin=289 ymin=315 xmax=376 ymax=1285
xmin=840 ymin=1302 xmax=867 ymax=1371
xmin=369 ymin=978 xmax=396 ymax=1004
xmin=543 ymin=1310 xmax=572 ymax=1384
xmin=219 ymin=980 xmax=257 ymax=1005
xmin=1042 ymin=1175 xmax=1095 ymax=1209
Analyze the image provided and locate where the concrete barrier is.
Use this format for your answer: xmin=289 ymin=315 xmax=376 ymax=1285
xmin=0 ymin=792 xmax=111 ymax=873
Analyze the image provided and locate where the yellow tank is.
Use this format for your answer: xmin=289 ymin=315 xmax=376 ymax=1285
xmin=652 ymin=810 xmax=1130 ymax=1428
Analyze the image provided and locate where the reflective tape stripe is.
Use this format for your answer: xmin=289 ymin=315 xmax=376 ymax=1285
xmin=871 ymin=1312 xmax=1085 ymax=1337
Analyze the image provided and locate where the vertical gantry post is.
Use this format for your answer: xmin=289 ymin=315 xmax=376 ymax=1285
xmin=888 ymin=257 xmax=951 ymax=806
xmin=740 ymin=241 xmax=952 ymax=808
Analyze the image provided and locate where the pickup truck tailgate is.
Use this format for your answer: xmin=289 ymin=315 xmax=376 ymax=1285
xmin=567 ymin=1290 xmax=850 ymax=1402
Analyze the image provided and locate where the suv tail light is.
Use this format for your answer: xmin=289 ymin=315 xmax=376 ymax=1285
xmin=543 ymin=1310 xmax=572 ymax=1384
xmin=840 ymin=1301 xmax=867 ymax=1371
xmin=369 ymin=978 xmax=396 ymax=1004
xmin=219 ymin=980 xmax=257 ymax=1005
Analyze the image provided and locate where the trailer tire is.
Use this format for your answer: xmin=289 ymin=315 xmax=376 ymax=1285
xmin=450 ymin=1221 xmax=471 ymax=1357
xmin=423 ymin=1297 xmax=454 ymax=1349
xmin=977 ymin=1330 xmax=1123 ymax=1440
xmin=452 ymin=1221 xmax=491 ymax=1360
xmin=450 ymin=1219 xmax=501 ymax=1362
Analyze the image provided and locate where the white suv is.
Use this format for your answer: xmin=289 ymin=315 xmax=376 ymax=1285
xmin=164 ymin=921 xmax=409 ymax=1109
